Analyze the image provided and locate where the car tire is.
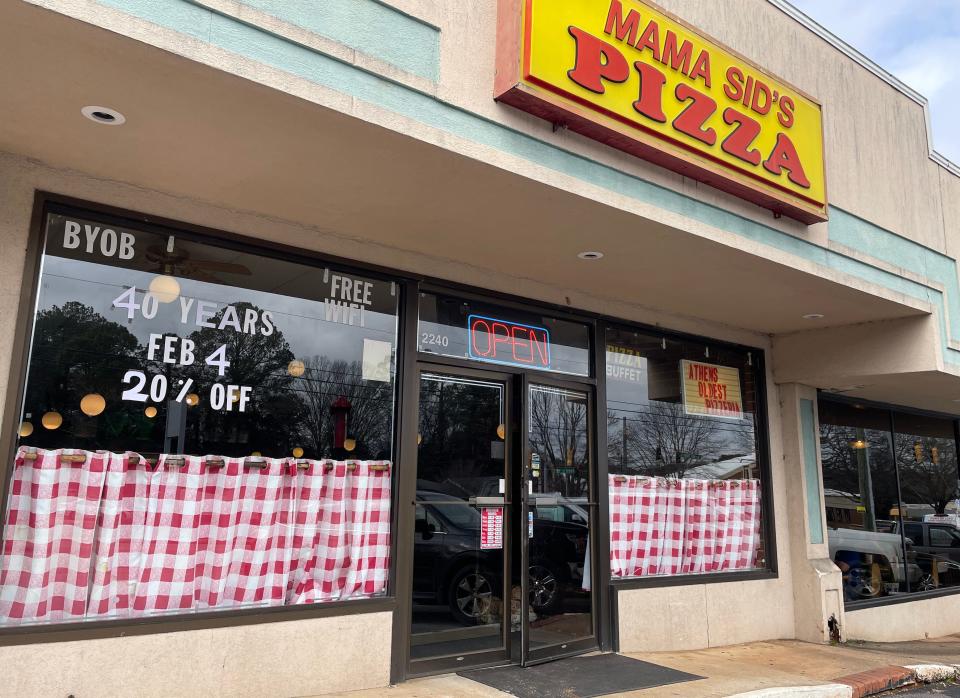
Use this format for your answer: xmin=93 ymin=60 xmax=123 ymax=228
xmin=448 ymin=566 xmax=497 ymax=626
xmin=528 ymin=561 xmax=563 ymax=615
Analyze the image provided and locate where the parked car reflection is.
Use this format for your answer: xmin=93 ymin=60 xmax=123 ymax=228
xmin=412 ymin=490 xmax=588 ymax=626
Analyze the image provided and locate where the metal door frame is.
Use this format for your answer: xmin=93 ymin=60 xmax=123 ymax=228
xmin=521 ymin=373 xmax=599 ymax=666
xmin=403 ymin=362 xmax=516 ymax=678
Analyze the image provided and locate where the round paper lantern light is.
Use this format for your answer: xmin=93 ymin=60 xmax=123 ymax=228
xmin=19 ymin=421 xmax=34 ymax=437
xmin=148 ymin=274 xmax=181 ymax=303
xmin=287 ymin=360 xmax=306 ymax=378
xmin=144 ymin=406 xmax=158 ymax=418
xmin=292 ymin=447 xmax=304 ymax=458
xmin=186 ymin=393 xmax=200 ymax=406
xmin=42 ymin=411 xmax=63 ymax=430
xmin=80 ymin=393 xmax=106 ymax=416
xmin=343 ymin=438 xmax=357 ymax=452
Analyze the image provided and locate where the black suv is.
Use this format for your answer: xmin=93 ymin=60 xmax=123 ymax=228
xmin=412 ymin=490 xmax=589 ymax=624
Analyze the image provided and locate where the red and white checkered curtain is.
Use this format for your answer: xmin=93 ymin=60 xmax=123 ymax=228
xmin=88 ymin=452 xmax=155 ymax=618
xmin=289 ymin=460 xmax=391 ymax=604
xmin=0 ymin=449 xmax=109 ymax=623
xmin=609 ymin=474 xmax=761 ymax=578
xmin=0 ymin=448 xmax=391 ymax=625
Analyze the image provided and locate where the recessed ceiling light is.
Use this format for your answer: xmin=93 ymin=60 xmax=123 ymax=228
xmin=802 ymin=313 xmax=825 ymax=320
xmin=81 ymin=105 xmax=126 ymax=126
xmin=577 ymin=251 xmax=604 ymax=260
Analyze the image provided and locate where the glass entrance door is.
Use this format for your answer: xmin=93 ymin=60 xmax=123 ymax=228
xmin=408 ymin=369 xmax=596 ymax=673
xmin=523 ymin=383 xmax=595 ymax=663
xmin=409 ymin=370 xmax=511 ymax=669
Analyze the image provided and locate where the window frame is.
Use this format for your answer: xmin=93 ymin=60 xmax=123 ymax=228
xmin=0 ymin=193 xmax=408 ymax=645
xmin=818 ymin=393 xmax=960 ymax=610
xmin=600 ymin=320 xmax=778 ymax=591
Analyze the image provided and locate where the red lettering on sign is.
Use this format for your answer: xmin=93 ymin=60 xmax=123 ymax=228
xmin=673 ymin=84 xmax=717 ymax=145
xmin=471 ymin=318 xmax=493 ymax=356
xmin=567 ymin=26 xmax=630 ymax=94
xmin=763 ymin=132 xmax=811 ymax=188
xmin=604 ymin=0 xmax=640 ymax=46
xmin=721 ymin=108 xmax=762 ymax=165
xmin=469 ymin=316 xmax=551 ymax=368
xmin=633 ymin=61 xmax=667 ymax=122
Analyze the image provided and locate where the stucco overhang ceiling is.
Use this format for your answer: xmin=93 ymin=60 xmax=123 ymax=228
xmin=0 ymin=1 xmax=930 ymax=340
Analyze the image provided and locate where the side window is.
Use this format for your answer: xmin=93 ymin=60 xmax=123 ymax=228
xmin=415 ymin=505 xmax=442 ymax=536
xmin=904 ymin=523 xmax=923 ymax=543
xmin=930 ymin=527 xmax=959 ymax=547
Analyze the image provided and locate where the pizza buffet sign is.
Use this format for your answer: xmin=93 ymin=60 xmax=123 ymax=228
xmin=495 ymin=0 xmax=827 ymax=224
xmin=680 ymin=359 xmax=743 ymax=420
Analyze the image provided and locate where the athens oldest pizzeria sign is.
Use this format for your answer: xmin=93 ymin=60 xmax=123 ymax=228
xmin=495 ymin=0 xmax=827 ymax=223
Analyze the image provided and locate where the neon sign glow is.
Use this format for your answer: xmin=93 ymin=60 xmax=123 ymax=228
xmin=467 ymin=314 xmax=551 ymax=369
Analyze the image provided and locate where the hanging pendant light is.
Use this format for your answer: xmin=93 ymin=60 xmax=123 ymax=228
xmin=149 ymin=274 xmax=181 ymax=303
xmin=18 ymin=421 xmax=33 ymax=437
xmin=343 ymin=438 xmax=357 ymax=452
xmin=144 ymin=406 xmax=158 ymax=418
xmin=41 ymin=411 xmax=63 ymax=430
xmin=292 ymin=447 xmax=304 ymax=458
xmin=80 ymin=393 xmax=106 ymax=416
xmin=287 ymin=360 xmax=306 ymax=377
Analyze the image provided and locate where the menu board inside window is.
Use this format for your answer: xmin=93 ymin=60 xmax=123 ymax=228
xmin=18 ymin=209 xmax=400 ymax=460
xmin=417 ymin=292 xmax=591 ymax=376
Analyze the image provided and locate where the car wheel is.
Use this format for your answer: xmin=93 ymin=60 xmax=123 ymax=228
xmin=449 ymin=566 xmax=496 ymax=625
xmin=849 ymin=565 xmax=881 ymax=599
xmin=528 ymin=562 xmax=563 ymax=615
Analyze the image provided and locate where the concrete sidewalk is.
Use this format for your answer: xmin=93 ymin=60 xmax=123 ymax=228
xmin=323 ymin=636 xmax=960 ymax=698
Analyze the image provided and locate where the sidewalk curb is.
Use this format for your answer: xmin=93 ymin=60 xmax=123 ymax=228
xmin=724 ymin=663 xmax=960 ymax=698
xmin=724 ymin=684 xmax=853 ymax=697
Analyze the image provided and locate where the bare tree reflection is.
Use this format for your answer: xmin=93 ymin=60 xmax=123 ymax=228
xmin=897 ymin=435 xmax=959 ymax=516
xmin=295 ymin=356 xmax=393 ymax=460
xmin=529 ymin=388 xmax=588 ymax=497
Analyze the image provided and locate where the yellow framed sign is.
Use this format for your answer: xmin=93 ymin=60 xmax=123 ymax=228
xmin=495 ymin=0 xmax=827 ymax=223
xmin=680 ymin=359 xmax=743 ymax=419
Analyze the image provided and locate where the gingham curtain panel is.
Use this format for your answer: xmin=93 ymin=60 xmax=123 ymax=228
xmin=88 ymin=452 xmax=156 ymax=618
xmin=0 ymin=448 xmax=109 ymax=623
xmin=1 ymin=448 xmax=392 ymax=625
xmin=608 ymin=474 xmax=762 ymax=578
xmin=289 ymin=460 xmax=391 ymax=603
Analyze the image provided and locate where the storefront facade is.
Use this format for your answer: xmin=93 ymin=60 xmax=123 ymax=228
xmin=1 ymin=0 xmax=960 ymax=695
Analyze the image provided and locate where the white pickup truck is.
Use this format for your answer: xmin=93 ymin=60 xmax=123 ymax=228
xmin=827 ymin=527 xmax=923 ymax=599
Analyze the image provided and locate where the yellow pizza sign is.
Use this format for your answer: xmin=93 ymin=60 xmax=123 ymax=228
xmin=680 ymin=360 xmax=743 ymax=419
xmin=495 ymin=0 xmax=827 ymax=223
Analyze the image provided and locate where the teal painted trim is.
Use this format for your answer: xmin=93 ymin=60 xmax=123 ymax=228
xmin=800 ymin=399 xmax=824 ymax=545
xmin=829 ymin=207 xmax=960 ymax=363
xmin=236 ymin=0 xmax=439 ymax=81
xmin=96 ymin=0 xmax=440 ymax=81
xmin=93 ymin=0 xmax=960 ymax=369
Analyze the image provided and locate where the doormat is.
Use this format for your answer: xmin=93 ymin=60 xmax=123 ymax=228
xmin=458 ymin=653 xmax=703 ymax=698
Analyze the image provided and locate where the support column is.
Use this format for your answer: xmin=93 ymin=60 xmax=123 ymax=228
xmin=779 ymin=383 xmax=845 ymax=643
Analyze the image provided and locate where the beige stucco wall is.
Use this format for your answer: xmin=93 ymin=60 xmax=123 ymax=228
xmin=617 ymin=576 xmax=796 ymax=652
xmin=0 ymin=612 xmax=392 ymax=698
xmin=844 ymin=596 xmax=960 ymax=643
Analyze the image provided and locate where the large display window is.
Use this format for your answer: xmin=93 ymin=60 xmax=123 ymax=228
xmin=819 ymin=399 xmax=960 ymax=604
xmin=0 ymin=207 xmax=399 ymax=626
xmin=604 ymin=327 xmax=767 ymax=579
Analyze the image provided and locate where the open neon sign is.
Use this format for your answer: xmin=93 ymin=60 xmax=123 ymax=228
xmin=468 ymin=314 xmax=551 ymax=369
